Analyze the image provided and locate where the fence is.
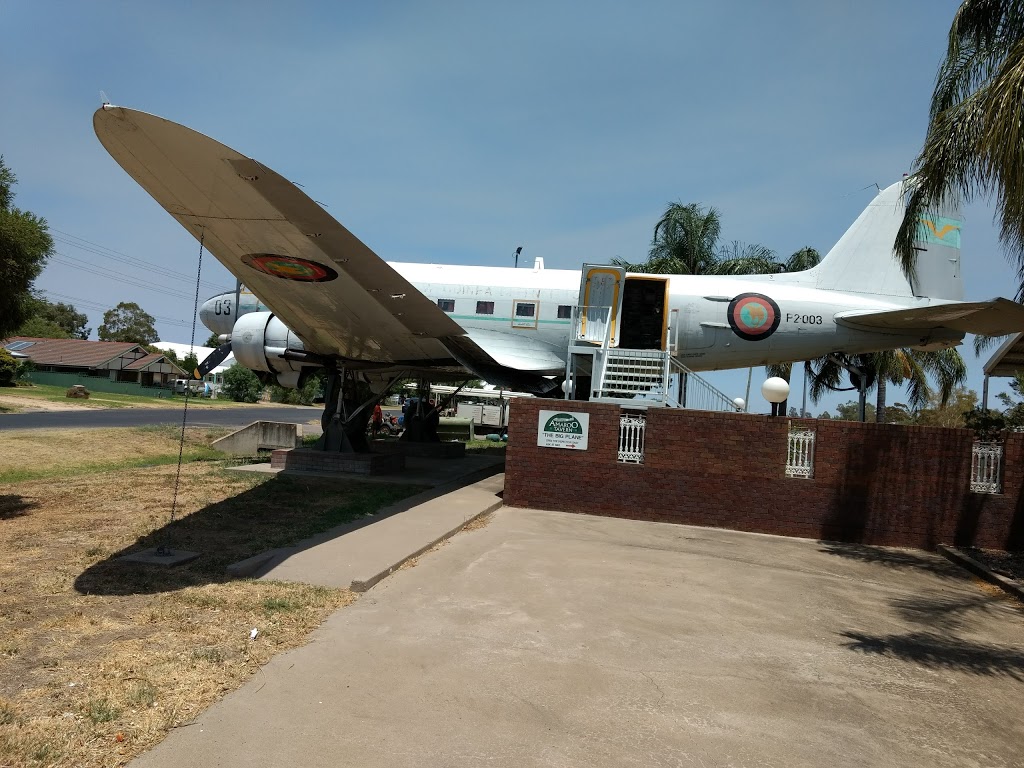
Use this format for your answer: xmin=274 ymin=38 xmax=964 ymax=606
xmin=617 ymin=410 xmax=646 ymax=464
xmin=971 ymin=442 xmax=1003 ymax=494
xmin=25 ymin=371 xmax=170 ymax=398
xmin=785 ymin=430 xmax=816 ymax=479
xmin=614 ymin=412 xmax=1002 ymax=493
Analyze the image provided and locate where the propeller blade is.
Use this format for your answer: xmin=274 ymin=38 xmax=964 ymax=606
xmin=193 ymin=342 xmax=233 ymax=379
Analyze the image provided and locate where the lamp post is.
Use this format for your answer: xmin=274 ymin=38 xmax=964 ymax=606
xmin=762 ymin=377 xmax=790 ymax=416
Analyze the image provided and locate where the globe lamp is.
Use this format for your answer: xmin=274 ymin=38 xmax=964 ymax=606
xmin=761 ymin=377 xmax=790 ymax=405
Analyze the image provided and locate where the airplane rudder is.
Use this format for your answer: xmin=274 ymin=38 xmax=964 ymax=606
xmin=910 ymin=198 xmax=963 ymax=301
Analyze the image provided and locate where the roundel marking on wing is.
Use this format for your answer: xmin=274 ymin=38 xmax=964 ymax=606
xmin=727 ymin=293 xmax=780 ymax=341
xmin=241 ymin=253 xmax=338 ymax=282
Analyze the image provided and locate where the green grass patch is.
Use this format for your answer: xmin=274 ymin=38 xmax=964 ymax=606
xmin=127 ymin=680 xmax=157 ymax=709
xmin=262 ymin=596 xmax=302 ymax=614
xmin=5 ymin=383 xmax=268 ymax=409
xmin=84 ymin=698 xmax=120 ymax=725
xmin=191 ymin=646 xmax=226 ymax=665
xmin=465 ymin=439 xmax=507 ymax=456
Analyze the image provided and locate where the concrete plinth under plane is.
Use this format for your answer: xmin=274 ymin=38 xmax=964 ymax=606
xmin=370 ymin=440 xmax=466 ymax=459
xmin=270 ymin=448 xmax=404 ymax=475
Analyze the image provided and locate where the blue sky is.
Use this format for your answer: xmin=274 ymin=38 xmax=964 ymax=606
xmin=1 ymin=0 xmax=1015 ymax=413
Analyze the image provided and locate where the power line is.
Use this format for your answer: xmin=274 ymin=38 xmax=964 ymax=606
xmin=52 ymin=228 xmax=233 ymax=293
xmin=51 ymin=252 xmax=197 ymax=300
xmin=39 ymin=290 xmax=192 ymax=326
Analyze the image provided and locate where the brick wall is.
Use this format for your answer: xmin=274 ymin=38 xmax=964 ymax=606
xmin=505 ymin=399 xmax=1024 ymax=551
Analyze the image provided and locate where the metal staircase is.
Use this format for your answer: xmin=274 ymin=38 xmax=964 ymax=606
xmin=566 ymin=305 xmax=739 ymax=412
xmin=593 ymin=348 xmax=668 ymax=400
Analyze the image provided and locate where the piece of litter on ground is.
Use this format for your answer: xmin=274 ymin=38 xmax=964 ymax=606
xmin=249 ymin=628 xmax=259 ymax=640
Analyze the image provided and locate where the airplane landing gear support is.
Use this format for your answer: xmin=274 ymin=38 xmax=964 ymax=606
xmin=399 ymin=378 xmax=473 ymax=443
xmin=316 ymin=368 xmax=370 ymax=452
xmin=316 ymin=369 xmax=407 ymax=452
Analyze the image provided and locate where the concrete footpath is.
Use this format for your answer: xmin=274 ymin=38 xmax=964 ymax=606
xmin=228 ymin=472 xmax=505 ymax=591
xmin=132 ymin=508 xmax=1024 ymax=768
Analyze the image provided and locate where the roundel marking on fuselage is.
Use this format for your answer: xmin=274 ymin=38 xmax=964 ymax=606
xmin=727 ymin=293 xmax=781 ymax=341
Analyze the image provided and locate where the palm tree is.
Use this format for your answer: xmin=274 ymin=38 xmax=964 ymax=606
xmin=613 ymin=200 xmax=824 ymax=411
xmin=805 ymin=348 xmax=967 ymax=422
xmin=896 ymin=1 xmax=1024 ymax=291
xmin=613 ymin=202 xmax=722 ymax=274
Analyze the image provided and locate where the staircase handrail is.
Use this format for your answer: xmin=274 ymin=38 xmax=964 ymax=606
xmin=669 ymin=357 xmax=740 ymax=412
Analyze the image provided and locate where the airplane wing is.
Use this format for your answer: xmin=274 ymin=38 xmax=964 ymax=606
xmin=835 ymin=299 xmax=1024 ymax=336
xmin=92 ymin=106 xmax=479 ymax=370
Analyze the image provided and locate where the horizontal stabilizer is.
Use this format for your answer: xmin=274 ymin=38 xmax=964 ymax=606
xmin=835 ymin=299 xmax=1024 ymax=336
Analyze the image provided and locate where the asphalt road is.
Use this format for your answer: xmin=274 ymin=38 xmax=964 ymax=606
xmin=0 ymin=404 xmax=322 ymax=431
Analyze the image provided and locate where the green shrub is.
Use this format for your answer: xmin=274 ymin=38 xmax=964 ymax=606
xmin=222 ymin=365 xmax=264 ymax=403
xmin=0 ymin=349 xmax=18 ymax=387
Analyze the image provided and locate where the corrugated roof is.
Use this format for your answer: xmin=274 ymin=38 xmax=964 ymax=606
xmin=124 ymin=353 xmax=184 ymax=373
xmin=1 ymin=337 xmax=142 ymax=368
xmin=983 ymin=332 xmax=1024 ymax=377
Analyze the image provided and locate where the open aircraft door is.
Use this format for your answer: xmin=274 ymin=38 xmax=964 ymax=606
xmin=577 ymin=265 xmax=624 ymax=347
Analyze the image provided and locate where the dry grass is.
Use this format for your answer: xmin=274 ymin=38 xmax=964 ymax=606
xmin=460 ymin=511 xmax=494 ymax=532
xmin=0 ymin=428 xmax=423 ymax=767
xmin=0 ymin=427 xmax=229 ymax=484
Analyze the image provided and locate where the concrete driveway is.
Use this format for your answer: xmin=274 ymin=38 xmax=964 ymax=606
xmin=134 ymin=508 xmax=1024 ymax=768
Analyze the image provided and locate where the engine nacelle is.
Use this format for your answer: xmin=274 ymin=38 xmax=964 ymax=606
xmin=231 ymin=311 xmax=315 ymax=387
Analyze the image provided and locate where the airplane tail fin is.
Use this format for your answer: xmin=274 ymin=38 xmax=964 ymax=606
xmin=807 ymin=179 xmax=963 ymax=301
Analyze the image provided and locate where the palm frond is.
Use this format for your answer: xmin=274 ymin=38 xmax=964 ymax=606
xmin=898 ymin=1 xmax=1024 ymax=285
xmin=784 ymin=247 xmax=821 ymax=272
xmin=973 ymin=333 xmax=1009 ymax=355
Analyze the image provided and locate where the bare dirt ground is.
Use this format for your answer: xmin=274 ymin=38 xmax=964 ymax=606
xmin=0 ymin=428 xmax=421 ymax=767
xmin=0 ymin=395 xmax=89 ymax=412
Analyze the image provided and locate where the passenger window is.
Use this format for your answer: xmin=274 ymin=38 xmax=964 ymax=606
xmin=512 ymin=300 xmax=538 ymax=329
xmin=476 ymin=301 xmax=494 ymax=315
xmin=437 ymin=299 xmax=455 ymax=313
xmin=557 ymin=305 xmax=572 ymax=319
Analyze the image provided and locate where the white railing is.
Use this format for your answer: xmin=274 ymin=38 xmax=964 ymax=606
xmin=670 ymin=359 xmax=742 ymax=413
xmin=618 ymin=410 xmax=646 ymax=464
xmin=786 ymin=430 xmax=816 ymax=479
xmin=971 ymin=442 xmax=1003 ymax=494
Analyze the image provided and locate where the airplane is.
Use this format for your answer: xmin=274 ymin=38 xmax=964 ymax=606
xmin=93 ymin=105 xmax=1024 ymax=450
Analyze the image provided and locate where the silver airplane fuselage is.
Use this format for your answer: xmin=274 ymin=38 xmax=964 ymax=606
xmin=199 ymin=262 xmax=960 ymax=378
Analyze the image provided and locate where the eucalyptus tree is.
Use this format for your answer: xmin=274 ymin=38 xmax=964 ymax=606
xmin=0 ymin=157 xmax=54 ymax=339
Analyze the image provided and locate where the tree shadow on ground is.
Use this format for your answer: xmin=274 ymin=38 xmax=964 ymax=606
xmin=889 ymin=592 xmax=1017 ymax=632
xmin=818 ymin=542 xmax=967 ymax=580
xmin=0 ymin=494 xmax=37 ymax=520
xmin=74 ymin=475 xmax=425 ymax=597
xmin=840 ymin=630 xmax=1024 ymax=680
xmin=829 ymin=547 xmax=1024 ymax=678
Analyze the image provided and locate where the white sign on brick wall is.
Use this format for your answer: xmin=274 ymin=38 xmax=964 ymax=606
xmin=537 ymin=410 xmax=590 ymax=450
